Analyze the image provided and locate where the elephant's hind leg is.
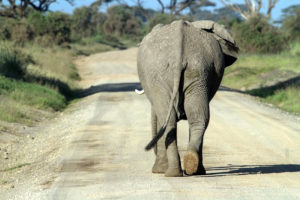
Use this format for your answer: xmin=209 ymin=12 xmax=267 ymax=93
xmin=183 ymin=85 xmax=209 ymax=175
xmin=164 ymin=121 xmax=183 ymax=177
xmin=157 ymin=108 xmax=182 ymax=177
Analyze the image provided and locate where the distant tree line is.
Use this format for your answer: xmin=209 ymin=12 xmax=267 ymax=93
xmin=0 ymin=0 xmax=299 ymax=53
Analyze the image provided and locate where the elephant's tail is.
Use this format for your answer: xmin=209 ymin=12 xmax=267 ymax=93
xmin=145 ymin=20 xmax=185 ymax=151
xmin=144 ymin=84 xmax=178 ymax=151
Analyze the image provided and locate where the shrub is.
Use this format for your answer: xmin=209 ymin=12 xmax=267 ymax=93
xmin=0 ymin=17 xmax=14 ymax=40
xmin=0 ymin=17 xmax=33 ymax=45
xmin=34 ymin=35 xmax=55 ymax=47
xmin=27 ymin=10 xmax=48 ymax=36
xmin=0 ymin=27 xmax=11 ymax=40
xmin=10 ymin=22 xmax=34 ymax=45
xmin=289 ymin=41 xmax=300 ymax=56
xmin=0 ymin=42 xmax=28 ymax=78
xmin=44 ymin=12 xmax=72 ymax=45
xmin=103 ymin=5 xmax=142 ymax=36
xmin=231 ymin=16 xmax=286 ymax=53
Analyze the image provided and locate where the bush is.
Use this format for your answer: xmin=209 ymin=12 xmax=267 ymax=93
xmin=231 ymin=16 xmax=286 ymax=53
xmin=103 ymin=5 xmax=142 ymax=36
xmin=27 ymin=11 xmax=48 ymax=36
xmin=0 ymin=17 xmax=33 ymax=45
xmin=0 ymin=17 xmax=14 ymax=40
xmin=34 ymin=35 xmax=56 ymax=47
xmin=289 ymin=41 xmax=300 ymax=56
xmin=10 ymin=22 xmax=34 ymax=45
xmin=0 ymin=42 xmax=29 ymax=78
xmin=44 ymin=12 xmax=72 ymax=45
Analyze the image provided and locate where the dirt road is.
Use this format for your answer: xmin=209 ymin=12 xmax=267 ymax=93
xmin=1 ymin=48 xmax=300 ymax=200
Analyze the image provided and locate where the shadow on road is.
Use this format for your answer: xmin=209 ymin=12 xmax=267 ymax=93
xmin=75 ymin=82 xmax=142 ymax=98
xmin=205 ymin=164 xmax=300 ymax=177
xmin=218 ymin=86 xmax=245 ymax=94
xmin=75 ymin=83 xmax=243 ymax=99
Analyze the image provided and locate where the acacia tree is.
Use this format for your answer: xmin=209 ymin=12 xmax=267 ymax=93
xmin=219 ymin=0 xmax=279 ymax=20
xmin=155 ymin=0 xmax=215 ymax=18
xmin=0 ymin=0 xmax=73 ymax=18
xmin=281 ymin=4 xmax=300 ymax=41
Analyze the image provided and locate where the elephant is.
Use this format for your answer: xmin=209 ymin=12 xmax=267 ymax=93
xmin=137 ymin=20 xmax=239 ymax=177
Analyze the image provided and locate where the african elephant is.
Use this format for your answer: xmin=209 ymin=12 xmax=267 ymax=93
xmin=137 ymin=20 xmax=238 ymax=177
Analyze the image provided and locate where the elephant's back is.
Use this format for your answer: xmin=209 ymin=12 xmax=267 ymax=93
xmin=182 ymin=24 xmax=224 ymax=86
xmin=137 ymin=21 xmax=182 ymax=98
xmin=138 ymin=21 xmax=182 ymax=70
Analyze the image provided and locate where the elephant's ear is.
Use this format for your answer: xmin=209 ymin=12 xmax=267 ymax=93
xmin=192 ymin=20 xmax=239 ymax=67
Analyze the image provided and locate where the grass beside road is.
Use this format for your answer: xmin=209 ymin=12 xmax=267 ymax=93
xmin=248 ymin=83 xmax=300 ymax=114
xmin=0 ymin=75 xmax=67 ymax=123
xmin=0 ymin=41 xmax=85 ymax=124
xmin=0 ymin=38 xmax=131 ymax=125
xmin=223 ymin=54 xmax=300 ymax=89
xmin=223 ymin=43 xmax=300 ymax=115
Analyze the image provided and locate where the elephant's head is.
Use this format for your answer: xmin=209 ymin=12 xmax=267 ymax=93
xmin=191 ymin=20 xmax=239 ymax=67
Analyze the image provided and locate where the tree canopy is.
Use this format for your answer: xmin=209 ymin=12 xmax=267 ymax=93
xmin=0 ymin=0 xmax=73 ymax=17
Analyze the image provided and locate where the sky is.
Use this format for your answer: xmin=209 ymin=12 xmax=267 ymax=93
xmin=51 ymin=0 xmax=300 ymax=21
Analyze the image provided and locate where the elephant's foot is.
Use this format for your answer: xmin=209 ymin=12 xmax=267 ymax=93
xmin=165 ymin=167 xmax=183 ymax=177
xmin=183 ymin=150 xmax=206 ymax=176
xmin=152 ymin=160 xmax=168 ymax=174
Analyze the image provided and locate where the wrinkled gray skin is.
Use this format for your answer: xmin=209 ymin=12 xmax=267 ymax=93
xmin=137 ymin=20 xmax=238 ymax=177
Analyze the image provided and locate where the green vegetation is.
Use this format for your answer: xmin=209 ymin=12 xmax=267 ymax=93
xmin=0 ymin=41 xmax=79 ymax=123
xmin=0 ymin=42 xmax=30 ymax=78
xmin=281 ymin=5 xmax=300 ymax=42
xmin=248 ymin=82 xmax=300 ymax=114
xmin=104 ymin=5 xmax=142 ymax=36
xmin=0 ymin=76 xmax=67 ymax=122
xmin=1 ymin=163 xmax=31 ymax=172
xmin=0 ymin=180 xmax=8 ymax=185
xmin=223 ymin=54 xmax=300 ymax=89
xmin=223 ymin=41 xmax=300 ymax=114
xmin=231 ymin=16 xmax=285 ymax=53
xmin=145 ymin=13 xmax=174 ymax=33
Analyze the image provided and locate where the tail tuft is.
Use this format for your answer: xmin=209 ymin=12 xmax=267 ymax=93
xmin=145 ymin=126 xmax=166 ymax=151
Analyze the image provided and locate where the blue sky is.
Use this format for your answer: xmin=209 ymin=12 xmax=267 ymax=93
xmin=51 ymin=0 xmax=299 ymax=20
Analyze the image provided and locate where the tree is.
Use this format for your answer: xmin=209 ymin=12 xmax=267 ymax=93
xmin=71 ymin=6 xmax=107 ymax=40
xmin=103 ymin=5 xmax=142 ymax=36
xmin=88 ymin=0 xmax=115 ymax=11
xmin=214 ymin=4 xmax=245 ymax=21
xmin=0 ymin=0 xmax=73 ymax=18
xmin=130 ymin=0 xmax=156 ymax=22
xmin=190 ymin=4 xmax=245 ymax=22
xmin=155 ymin=0 xmax=215 ymax=18
xmin=281 ymin=4 xmax=300 ymax=41
xmin=44 ymin=12 xmax=72 ymax=44
xmin=219 ymin=0 xmax=279 ymax=20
